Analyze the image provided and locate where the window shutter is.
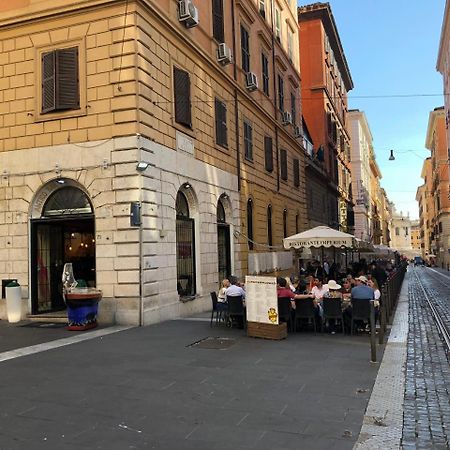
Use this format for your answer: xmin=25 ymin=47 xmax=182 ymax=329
xmin=241 ymin=25 xmax=250 ymax=73
xmin=280 ymin=149 xmax=288 ymax=181
xmin=244 ymin=121 xmax=252 ymax=160
xmin=42 ymin=51 xmax=56 ymax=113
xmin=174 ymin=67 xmax=191 ymax=127
xmin=215 ymin=98 xmax=227 ymax=147
xmin=56 ymin=47 xmax=79 ymax=110
xmin=264 ymin=136 xmax=273 ymax=172
xmin=212 ymin=0 xmax=224 ymax=42
xmin=293 ymin=158 xmax=299 ymax=187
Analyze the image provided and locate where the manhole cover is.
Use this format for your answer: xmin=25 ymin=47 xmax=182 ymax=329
xmin=188 ymin=337 xmax=235 ymax=350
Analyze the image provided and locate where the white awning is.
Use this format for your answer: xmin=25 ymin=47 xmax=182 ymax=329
xmin=283 ymin=225 xmax=356 ymax=250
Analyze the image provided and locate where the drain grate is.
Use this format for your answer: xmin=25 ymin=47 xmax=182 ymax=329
xmin=188 ymin=337 xmax=236 ymax=350
xmin=20 ymin=322 xmax=67 ymax=329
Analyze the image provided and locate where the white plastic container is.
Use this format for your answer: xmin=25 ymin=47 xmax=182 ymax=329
xmin=5 ymin=281 xmax=22 ymax=323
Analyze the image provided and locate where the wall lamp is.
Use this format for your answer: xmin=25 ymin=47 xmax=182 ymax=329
xmin=388 ymin=150 xmax=395 ymax=161
xmin=136 ymin=162 xmax=149 ymax=171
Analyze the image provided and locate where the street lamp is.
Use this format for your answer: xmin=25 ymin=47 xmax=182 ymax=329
xmin=388 ymin=149 xmax=395 ymax=161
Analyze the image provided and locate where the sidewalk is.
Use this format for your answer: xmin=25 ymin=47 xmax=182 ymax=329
xmin=0 ymin=312 xmax=390 ymax=449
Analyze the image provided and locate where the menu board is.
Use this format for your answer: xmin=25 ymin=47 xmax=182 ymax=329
xmin=245 ymin=276 xmax=278 ymax=324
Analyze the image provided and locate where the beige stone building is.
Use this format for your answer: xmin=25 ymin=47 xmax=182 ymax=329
xmin=416 ymin=158 xmax=435 ymax=259
xmin=423 ymin=107 xmax=449 ymax=267
xmin=410 ymin=220 xmax=421 ymax=255
xmin=389 ymin=208 xmax=413 ymax=254
xmin=0 ymin=0 xmax=307 ymax=324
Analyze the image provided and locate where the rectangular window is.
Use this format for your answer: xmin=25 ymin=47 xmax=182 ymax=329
xmin=262 ymin=53 xmax=269 ymax=96
xmin=275 ymin=8 xmax=281 ymax=42
xmin=293 ymin=158 xmax=299 ymax=187
xmin=215 ymin=98 xmax=228 ymax=148
xmin=241 ymin=25 xmax=250 ymax=73
xmin=41 ymin=47 xmax=80 ymax=114
xmin=244 ymin=120 xmax=253 ymax=160
xmin=174 ymin=67 xmax=192 ymax=127
xmin=290 ymin=92 xmax=296 ymax=126
xmin=212 ymin=0 xmax=224 ymax=42
xmin=259 ymin=0 xmax=265 ymax=18
xmin=280 ymin=149 xmax=288 ymax=181
xmin=264 ymin=136 xmax=273 ymax=172
xmin=287 ymin=29 xmax=293 ymax=60
xmin=278 ymin=74 xmax=284 ymax=112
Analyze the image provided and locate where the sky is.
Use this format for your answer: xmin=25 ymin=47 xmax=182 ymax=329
xmin=298 ymin=0 xmax=446 ymax=219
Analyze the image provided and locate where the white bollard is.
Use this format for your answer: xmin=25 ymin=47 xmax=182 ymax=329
xmin=5 ymin=281 xmax=22 ymax=323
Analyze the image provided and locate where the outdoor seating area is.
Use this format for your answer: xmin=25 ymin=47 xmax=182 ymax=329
xmin=209 ymin=226 xmax=407 ymax=342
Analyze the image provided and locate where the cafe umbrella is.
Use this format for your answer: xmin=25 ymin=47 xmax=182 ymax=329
xmin=283 ymin=225 xmax=356 ymax=250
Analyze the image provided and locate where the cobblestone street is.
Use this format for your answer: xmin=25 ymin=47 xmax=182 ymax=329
xmin=402 ymin=268 xmax=450 ymax=449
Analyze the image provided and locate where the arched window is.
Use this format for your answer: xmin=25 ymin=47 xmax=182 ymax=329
xmin=267 ymin=205 xmax=273 ymax=247
xmin=283 ymin=209 xmax=288 ymax=238
xmin=217 ymin=200 xmax=226 ymax=223
xmin=176 ymin=190 xmax=196 ymax=297
xmin=247 ymin=199 xmax=254 ymax=250
xmin=217 ymin=199 xmax=231 ymax=283
xmin=43 ymin=187 xmax=92 ymax=217
xmin=176 ymin=191 xmax=189 ymax=217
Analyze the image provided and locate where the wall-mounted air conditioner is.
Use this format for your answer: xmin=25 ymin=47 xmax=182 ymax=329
xmin=217 ymin=43 xmax=232 ymax=65
xmin=294 ymin=126 xmax=302 ymax=138
xmin=245 ymin=72 xmax=258 ymax=91
xmin=282 ymin=111 xmax=292 ymax=125
xmin=178 ymin=0 xmax=199 ymax=28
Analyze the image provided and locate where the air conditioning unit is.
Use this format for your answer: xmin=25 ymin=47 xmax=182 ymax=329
xmin=245 ymin=72 xmax=258 ymax=91
xmin=282 ymin=111 xmax=292 ymax=125
xmin=294 ymin=125 xmax=302 ymax=138
xmin=178 ymin=0 xmax=199 ymax=28
xmin=217 ymin=43 xmax=232 ymax=65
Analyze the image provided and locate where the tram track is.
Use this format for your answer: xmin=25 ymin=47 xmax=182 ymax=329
xmin=412 ymin=267 xmax=450 ymax=356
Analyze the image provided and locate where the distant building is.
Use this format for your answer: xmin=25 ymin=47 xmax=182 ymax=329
xmin=298 ymin=2 xmax=354 ymax=232
xmin=389 ymin=208 xmax=413 ymax=253
xmin=410 ymin=220 xmax=421 ymax=254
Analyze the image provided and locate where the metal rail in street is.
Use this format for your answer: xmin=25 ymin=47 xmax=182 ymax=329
xmin=412 ymin=268 xmax=450 ymax=356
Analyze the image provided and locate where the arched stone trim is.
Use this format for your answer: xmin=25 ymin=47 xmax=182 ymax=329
xmin=179 ymin=183 xmax=199 ymax=217
xmin=218 ymin=193 xmax=233 ymax=223
xmin=30 ymin=178 xmax=92 ymax=219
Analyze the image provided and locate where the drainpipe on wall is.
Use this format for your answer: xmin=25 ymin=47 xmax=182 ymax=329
xmin=137 ymin=134 xmax=144 ymax=327
xmin=270 ymin=0 xmax=280 ymax=192
xmin=231 ymin=0 xmax=241 ymax=192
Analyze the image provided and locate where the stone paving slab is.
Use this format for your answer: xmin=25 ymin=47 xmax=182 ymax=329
xmin=354 ymin=271 xmax=409 ymax=450
xmin=0 ymin=315 xmax=382 ymax=449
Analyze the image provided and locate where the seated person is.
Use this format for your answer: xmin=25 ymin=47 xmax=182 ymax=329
xmin=351 ymin=275 xmax=374 ymax=300
xmin=277 ymin=277 xmax=314 ymax=309
xmin=310 ymin=276 xmax=329 ymax=305
xmin=225 ymin=276 xmax=246 ymax=301
xmin=217 ymin=278 xmax=230 ymax=311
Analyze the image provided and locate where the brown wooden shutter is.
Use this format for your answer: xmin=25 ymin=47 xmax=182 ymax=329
xmin=280 ymin=149 xmax=288 ymax=181
xmin=174 ymin=67 xmax=191 ymax=127
xmin=293 ymin=158 xmax=300 ymax=187
xmin=215 ymin=98 xmax=227 ymax=147
xmin=264 ymin=136 xmax=273 ymax=172
xmin=42 ymin=51 xmax=56 ymax=113
xmin=212 ymin=0 xmax=224 ymax=42
xmin=56 ymin=47 xmax=79 ymax=110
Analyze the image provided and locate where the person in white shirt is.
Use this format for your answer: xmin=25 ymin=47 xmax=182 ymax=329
xmin=225 ymin=276 xmax=245 ymax=299
xmin=310 ymin=277 xmax=329 ymax=304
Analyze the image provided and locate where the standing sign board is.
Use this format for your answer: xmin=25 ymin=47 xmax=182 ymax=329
xmin=245 ymin=276 xmax=287 ymax=339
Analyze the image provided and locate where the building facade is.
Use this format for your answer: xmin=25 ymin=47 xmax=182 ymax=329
xmin=0 ymin=0 xmax=307 ymax=324
xmin=424 ymin=107 xmax=450 ymax=268
xmin=389 ymin=208 xmax=413 ymax=254
xmin=416 ymin=158 xmax=435 ymax=259
xmin=298 ymin=2 xmax=354 ymax=232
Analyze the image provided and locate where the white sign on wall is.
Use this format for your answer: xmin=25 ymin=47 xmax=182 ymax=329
xmin=245 ymin=276 xmax=278 ymax=324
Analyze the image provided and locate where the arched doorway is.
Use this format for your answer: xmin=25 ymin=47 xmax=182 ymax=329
xmin=176 ymin=189 xmax=196 ymax=298
xmin=30 ymin=182 xmax=95 ymax=314
xmin=217 ymin=198 xmax=231 ymax=284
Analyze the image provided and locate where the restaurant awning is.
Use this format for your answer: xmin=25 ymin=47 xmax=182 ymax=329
xmin=283 ymin=225 xmax=356 ymax=250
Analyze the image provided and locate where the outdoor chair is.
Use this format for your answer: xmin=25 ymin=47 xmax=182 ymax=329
xmin=277 ymin=297 xmax=293 ymax=332
xmin=226 ymin=295 xmax=246 ymax=329
xmin=322 ymin=297 xmax=344 ymax=334
xmin=294 ymin=298 xmax=317 ymax=333
xmin=210 ymin=291 xmax=226 ymax=327
xmin=350 ymin=298 xmax=372 ymax=335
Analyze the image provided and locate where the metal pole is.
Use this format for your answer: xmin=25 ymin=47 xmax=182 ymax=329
xmin=379 ymin=294 xmax=385 ymax=345
xmin=370 ymin=300 xmax=377 ymax=362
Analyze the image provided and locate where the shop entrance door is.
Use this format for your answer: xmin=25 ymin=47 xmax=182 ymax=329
xmin=31 ymin=218 xmax=95 ymax=314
